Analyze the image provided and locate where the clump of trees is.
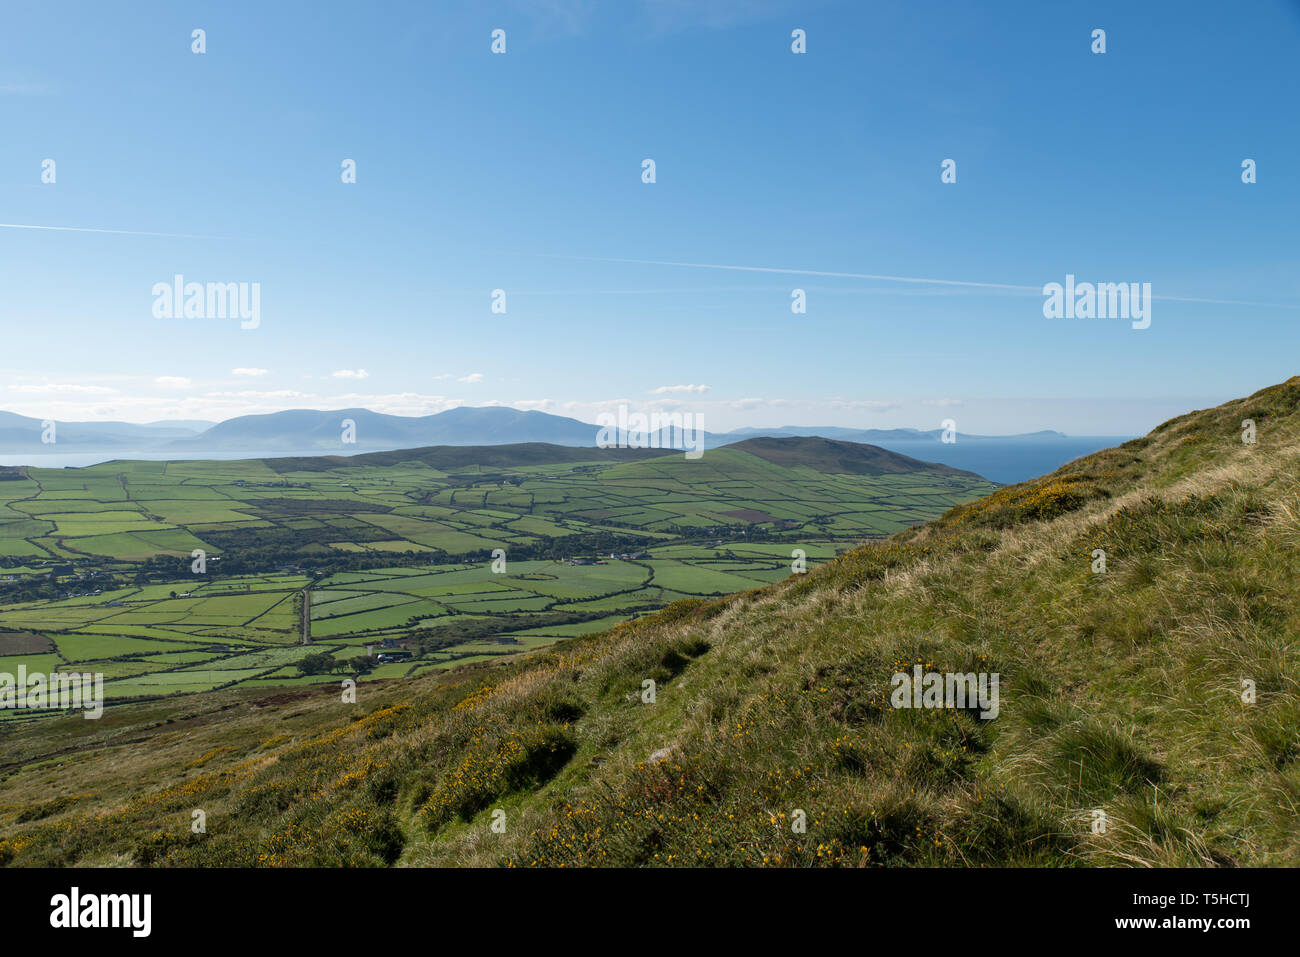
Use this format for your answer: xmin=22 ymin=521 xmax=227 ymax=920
xmin=294 ymin=652 xmax=336 ymax=675
xmin=294 ymin=651 xmax=375 ymax=676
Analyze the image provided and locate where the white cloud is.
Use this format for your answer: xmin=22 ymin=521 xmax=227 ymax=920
xmin=923 ymin=398 xmax=964 ymax=408
xmin=505 ymin=399 xmax=557 ymax=412
xmin=650 ymin=383 xmax=710 ymax=394
xmin=7 ymin=382 xmax=116 ymax=395
xmin=232 ymin=368 xmax=269 ymax=377
xmin=829 ymin=398 xmax=903 ymax=412
xmin=332 ymin=369 xmax=369 ymax=380
xmin=458 ymin=372 xmax=484 ymax=384
xmin=154 ymin=376 xmax=191 ymax=388
xmin=0 ymin=388 xmax=461 ymax=423
xmin=203 ymin=390 xmax=307 ymax=400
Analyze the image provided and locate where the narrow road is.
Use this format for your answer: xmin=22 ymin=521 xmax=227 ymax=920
xmin=300 ymin=584 xmax=311 ymax=644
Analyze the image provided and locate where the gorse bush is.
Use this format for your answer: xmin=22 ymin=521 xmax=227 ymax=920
xmin=420 ymin=724 xmax=577 ymax=831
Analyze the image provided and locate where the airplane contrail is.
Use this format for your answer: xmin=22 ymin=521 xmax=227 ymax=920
xmin=0 ymin=222 xmax=221 ymax=239
xmin=550 ymin=255 xmax=1297 ymax=309
xmin=578 ymin=255 xmax=1038 ymax=291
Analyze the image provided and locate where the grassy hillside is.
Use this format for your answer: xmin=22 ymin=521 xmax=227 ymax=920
xmin=3 ymin=378 xmax=1299 ymax=867
xmin=728 ymin=435 xmax=983 ymax=477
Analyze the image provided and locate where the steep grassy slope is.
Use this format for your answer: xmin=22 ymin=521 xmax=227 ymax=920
xmin=3 ymin=378 xmax=1299 ymax=867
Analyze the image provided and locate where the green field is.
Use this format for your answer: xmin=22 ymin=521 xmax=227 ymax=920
xmin=0 ymin=440 xmax=994 ymax=708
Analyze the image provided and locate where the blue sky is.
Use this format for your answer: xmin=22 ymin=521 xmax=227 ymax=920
xmin=1 ymin=0 xmax=1297 ymax=435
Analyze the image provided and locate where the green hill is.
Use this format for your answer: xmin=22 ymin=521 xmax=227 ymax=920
xmin=262 ymin=442 xmax=671 ymax=473
xmin=3 ymin=378 xmax=1299 ymax=867
xmin=726 ymin=435 xmax=983 ymax=477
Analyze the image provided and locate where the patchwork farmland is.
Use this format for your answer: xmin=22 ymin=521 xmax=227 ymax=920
xmin=0 ymin=438 xmax=994 ymax=710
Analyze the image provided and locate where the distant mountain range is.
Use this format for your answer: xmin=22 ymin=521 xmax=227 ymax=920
xmin=725 ymin=425 xmax=1068 ymax=443
xmin=0 ymin=405 xmax=1069 ymax=452
xmin=171 ymin=406 xmax=609 ymax=451
xmin=0 ymin=411 xmax=209 ymax=449
xmin=0 ymin=405 xmax=1131 ymax=484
